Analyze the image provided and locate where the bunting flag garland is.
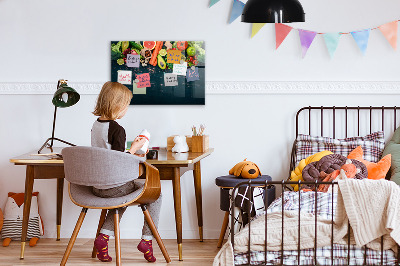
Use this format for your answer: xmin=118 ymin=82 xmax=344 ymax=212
xmin=323 ymin=33 xmax=341 ymax=58
xmin=378 ymin=21 xmax=398 ymax=50
xmin=229 ymin=0 xmax=245 ymax=24
xmin=207 ymin=4 xmax=400 ymax=58
xmin=275 ymin=23 xmax=293 ymax=49
xmin=251 ymin=23 xmax=266 ymax=38
xmin=351 ymin=29 xmax=370 ymax=55
xmin=298 ymin=30 xmax=317 ymax=58
xmin=209 ymin=0 xmax=220 ymax=7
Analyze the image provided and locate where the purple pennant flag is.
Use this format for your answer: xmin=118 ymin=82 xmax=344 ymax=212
xmin=298 ymin=29 xmax=317 ymax=58
xmin=229 ymin=0 xmax=245 ymax=24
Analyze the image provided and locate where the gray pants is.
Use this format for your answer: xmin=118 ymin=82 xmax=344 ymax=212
xmin=92 ymin=180 xmax=162 ymax=240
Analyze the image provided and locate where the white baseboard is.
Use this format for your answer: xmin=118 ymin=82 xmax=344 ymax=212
xmin=1 ymin=81 xmax=399 ymax=94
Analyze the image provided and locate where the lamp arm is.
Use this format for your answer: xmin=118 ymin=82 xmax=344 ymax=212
xmin=50 ymin=105 xmax=57 ymax=148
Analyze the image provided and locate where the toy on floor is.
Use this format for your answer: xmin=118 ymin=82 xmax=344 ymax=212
xmin=229 ymin=159 xmax=261 ymax=179
xmin=1 ymin=192 xmax=44 ymax=247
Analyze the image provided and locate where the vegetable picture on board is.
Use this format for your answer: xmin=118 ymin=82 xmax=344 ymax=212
xmin=111 ymin=41 xmax=205 ymax=105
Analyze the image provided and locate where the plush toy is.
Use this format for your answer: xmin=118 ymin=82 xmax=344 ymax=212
xmin=1 ymin=192 xmax=44 ymax=247
xmin=289 ymin=150 xmax=333 ymax=191
xmin=348 ymin=146 xmax=391 ymax=180
xmin=172 ymin=135 xmax=189 ymax=153
xmin=229 ymin=159 xmax=261 ymax=179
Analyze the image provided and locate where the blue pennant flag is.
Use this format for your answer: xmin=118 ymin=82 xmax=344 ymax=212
xmin=323 ymin=33 xmax=341 ymax=58
xmin=209 ymin=0 xmax=221 ymax=7
xmin=351 ymin=29 xmax=371 ymax=55
xmin=229 ymin=0 xmax=245 ymax=23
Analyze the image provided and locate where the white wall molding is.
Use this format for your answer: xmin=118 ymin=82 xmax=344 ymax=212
xmin=1 ymin=81 xmax=400 ymax=95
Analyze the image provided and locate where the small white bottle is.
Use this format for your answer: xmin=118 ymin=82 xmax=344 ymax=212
xmin=135 ymin=129 xmax=150 ymax=154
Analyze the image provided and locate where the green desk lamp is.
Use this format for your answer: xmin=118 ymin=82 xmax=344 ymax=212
xmin=38 ymin=79 xmax=80 ymax=154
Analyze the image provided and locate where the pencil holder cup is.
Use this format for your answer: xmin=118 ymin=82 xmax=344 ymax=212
xmin=191 ymin=135 xmax=209 ymax=153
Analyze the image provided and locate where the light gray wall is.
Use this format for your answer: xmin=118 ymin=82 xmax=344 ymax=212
xmin=1 ymin=0 xmax=400 ymax=239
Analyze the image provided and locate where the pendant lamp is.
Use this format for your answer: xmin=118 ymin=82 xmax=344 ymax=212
xmin=241 ymin=0 xmax=305 ymax=23
xmin=38 ymin=79 xmax=80 ymax=154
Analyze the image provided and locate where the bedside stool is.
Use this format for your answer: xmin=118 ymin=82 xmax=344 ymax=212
xmin=215 ymin=175 xmax=275 ymax=248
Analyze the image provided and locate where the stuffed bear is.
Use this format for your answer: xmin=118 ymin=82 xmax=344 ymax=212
xmin=229 ymin=159 xmax=261 ymax=179
xmin=172 ymin=135 xmax=189 ymax=153
xmin=1 ymin=192 xmax=44 ymax=247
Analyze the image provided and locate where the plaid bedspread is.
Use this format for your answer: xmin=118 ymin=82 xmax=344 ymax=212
xmin=234 ymin=191 xmax=397 ymax=265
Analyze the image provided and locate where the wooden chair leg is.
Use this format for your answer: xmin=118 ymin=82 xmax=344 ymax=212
xmin=141 ymin=205 xmax=171 ymax=263
xmin=217 ymin=211 xmax=230 ymax=248
xmin=114 ymin=210 xmax=121 ymax=266
xmin=60 ymin=208 xmax=88 ymax=266
xmin=91 ymin=209 xmax=108 ymax=258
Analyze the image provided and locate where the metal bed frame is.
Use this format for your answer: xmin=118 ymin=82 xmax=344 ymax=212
xmin=230 ymin=106 xmax=400 ymax=266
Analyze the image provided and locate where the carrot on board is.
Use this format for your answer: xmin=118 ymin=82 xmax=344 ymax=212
xmin=149 ymin=41 xmax=164 ymax=66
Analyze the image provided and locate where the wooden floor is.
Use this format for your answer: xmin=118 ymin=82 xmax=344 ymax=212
xmin=0 ymin=239 xmax=221 ymax=265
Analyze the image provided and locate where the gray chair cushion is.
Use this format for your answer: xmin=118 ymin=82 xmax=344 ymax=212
xmin=69 ymin=180 xmax=145 ymax=208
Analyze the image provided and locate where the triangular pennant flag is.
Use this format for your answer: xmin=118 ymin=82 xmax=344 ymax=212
xmin=351 ymin=29 xmax=370 ymax=55
xmin=378 ymin=21 xmax=398 ymax=50
xmin=323 ymin=33 xmax=341 ymax=58
xmin=251 ymin=23 xmax=266 ymax=38
xmin=209 ymin=0 xmax=220 ymax=7
xmin=229 ymin=0 xmax=245 ymax=24
xmin=275 ymin=23 xmax=293 ymax=49
xmin=298 ymin=29 xmax=317 ymax=58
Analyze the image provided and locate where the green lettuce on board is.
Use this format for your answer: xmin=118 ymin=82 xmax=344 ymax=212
xmin=111 ymin=41 xmax=122 ymax=60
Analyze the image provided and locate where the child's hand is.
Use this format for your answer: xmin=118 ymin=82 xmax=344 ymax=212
xmin=129 ymin=137 xmax=147 ymax=155
xmin=134 ymin=148 xmax=149 ymax=157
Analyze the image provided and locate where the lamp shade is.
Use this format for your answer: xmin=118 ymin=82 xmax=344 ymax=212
xmin=241 ymin=0 xmax=305 ymax=23
xmin=52 ymin=84 xmax=80 ymax=108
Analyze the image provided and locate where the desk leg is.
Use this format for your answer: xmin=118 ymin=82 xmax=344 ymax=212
xmin=20 ymin=165 xmax=35 ymax=259
xmin=56 ymin=178 xmax=64 ymax=241
xmin=172 ymin=167 xmax=183 ymax=261
xmin=193 ymin=161 xmax=203 ymax=242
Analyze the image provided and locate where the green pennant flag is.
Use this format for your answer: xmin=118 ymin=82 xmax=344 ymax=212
xmin=209 ymin=0 xmax=221 ymax=7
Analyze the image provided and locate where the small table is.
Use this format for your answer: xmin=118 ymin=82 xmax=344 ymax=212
xmin=215 ymin=175 xmax=275 ymax=248
xmin=10 ymin=147 xmax=213 ymax=261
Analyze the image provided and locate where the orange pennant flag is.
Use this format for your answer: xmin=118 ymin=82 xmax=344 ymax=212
xmin=378 ymin=21 xmax=398 ymax=50
xmin=275 ymin=23 xmax=293 ymax=49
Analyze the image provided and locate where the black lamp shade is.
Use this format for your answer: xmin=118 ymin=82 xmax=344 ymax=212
xmin=241 ymin=0 xmax=305 ymax=23
xmin=52 ymin=84 xmax=80 ymax=108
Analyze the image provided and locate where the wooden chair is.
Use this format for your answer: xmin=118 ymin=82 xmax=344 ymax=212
xmin=60 ymin=146 xmax=171 ymax=265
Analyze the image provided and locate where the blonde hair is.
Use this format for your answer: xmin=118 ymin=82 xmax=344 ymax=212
xmin=93 ymin=82 xmax=133 ymax=120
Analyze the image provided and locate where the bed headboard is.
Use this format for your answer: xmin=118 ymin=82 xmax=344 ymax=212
xmin=290 ymin=106 xmax=400 ymax=179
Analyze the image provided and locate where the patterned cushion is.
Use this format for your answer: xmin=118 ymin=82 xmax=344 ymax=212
xmin=295 ymin=131 xmax=385 ymax=166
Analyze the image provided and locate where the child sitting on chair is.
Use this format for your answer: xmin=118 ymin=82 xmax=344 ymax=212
xmin=91 ymin=81 xmax=162 ymax=263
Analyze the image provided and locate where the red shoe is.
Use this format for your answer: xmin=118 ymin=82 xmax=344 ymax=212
xmin=137 ymin=239 xmax=156 ymax=262
xmin=94 ymin=233 xmax=112 ymax=262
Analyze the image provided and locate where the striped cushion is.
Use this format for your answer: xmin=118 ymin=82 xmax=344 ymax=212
xmin=1 ymin=217 xmax=41 ymax=240
xmin=295 ymin=131 xmax=385 ymax=166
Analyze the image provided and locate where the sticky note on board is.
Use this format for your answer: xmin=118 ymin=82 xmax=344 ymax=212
xmin=132 ymin=83 xmax=146 ymax=94
xmin=136 ymin=73 xmax=151 ymax=88
xmin=167 ymin=49 xmax=182 ymax=64
xmin=164 ymin=73 xmax=178 ymax=86
xmin=186 ymin=67 xmax=200 ymax=82
xmin=126 ymin=54 xmax=140 ymax=68
xmin=173 ymin=62 xmax=187 ymax=76
xmin=117 ymin=70 xmax=132 ymax=84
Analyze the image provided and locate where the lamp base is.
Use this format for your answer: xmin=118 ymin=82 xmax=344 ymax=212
xmin=38 ymin=137 xmax=76 ymax=154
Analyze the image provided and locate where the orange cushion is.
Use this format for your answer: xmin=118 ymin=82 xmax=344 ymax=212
xmin=347 ymin=146 xmax=391 ymax=180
